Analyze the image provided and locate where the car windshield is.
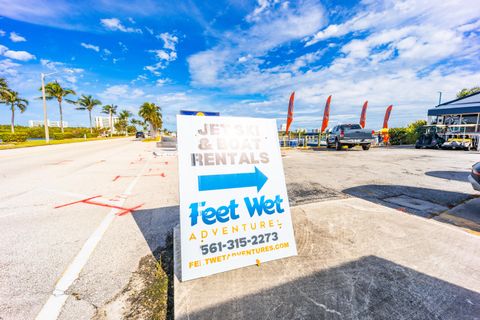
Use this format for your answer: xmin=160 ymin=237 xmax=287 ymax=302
xmin=342 ymin=124 xmax=362 ymax=130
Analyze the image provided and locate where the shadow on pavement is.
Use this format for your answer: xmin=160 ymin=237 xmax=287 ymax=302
xmin=425 ymin=170 xmax=471 ymax=182
xmin=177 ymin=255 xmax=480 ymax=320
xmin=342 ymin=184 xmax=473 ymax=218
xmin=131 ymin=205 xmax=180 ymax=255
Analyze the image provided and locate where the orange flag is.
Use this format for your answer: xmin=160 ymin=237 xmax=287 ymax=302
xmin=359 ymin=101 xmax=368 ymax=128
xmin=320 ymin=95 xmax=332 ymax=133
xmin=383 ymin=105 xmax=393 ymax=129
xmin=285 ymin=92 xmax=295 ymax=134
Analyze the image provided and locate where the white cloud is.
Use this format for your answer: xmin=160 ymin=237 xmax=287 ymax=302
xmin=157 ymin=32 xmax=178 ymax=51
xmin=9 ymin=32 xmax=26 ymax=42
xmin=145 ymin=27 xmax=154 ymax=35
xmin=100 ymin=18 xmax=142 ymax=33
xmin=150 ymin=49 xmax=176 ymax=61
xmin=0 ymin=30 xmax=5 ymax=36
xmin=80 ymin=42 xmax=100 ymax=52
xmin=0 ymin=44 xmax=35 ymax=61
xmin=145 ymin=48 xmax=178 ymax=75
xmin=156 ymin=78 xmax=170 ymax=86
xmin=144 ymin=62 xmax=164 ymax=76
xmin=118 ymin=41 xmax=128 ymax=52
xmin=188 ymin=0 xmax=326 ymax=86
xmin=0 ymin=59 xmax=21 ymax=76
xmin=184 ymin=0 xmax=480 ymax=128
xmin=100 ymin=84 xmax=144 ymax=100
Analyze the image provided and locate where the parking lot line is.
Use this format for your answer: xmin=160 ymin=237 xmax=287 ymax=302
xmin=35 ymin=157 xmax=151 ymax=320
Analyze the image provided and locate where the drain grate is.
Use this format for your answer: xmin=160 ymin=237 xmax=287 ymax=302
xmin=383 ymin=195 xmax=448 ymax=214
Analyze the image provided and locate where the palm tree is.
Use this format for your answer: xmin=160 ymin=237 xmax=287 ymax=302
xmin=1 ymin=90 xmax=28 ymax=133
xmin=73 ymin=95 xmax=102 ymax=134
xmin=0 ymin=77 xmax=11 ymax=104
xmin=41 ymin=81 xmax=76 ymax=133
xmin=138 ymin=102 xmax=162 ymax=138
xmin=101 ymin=104 xmax=118 ymax=137
xmin=119 ymin=109 xmax=133 ymax=136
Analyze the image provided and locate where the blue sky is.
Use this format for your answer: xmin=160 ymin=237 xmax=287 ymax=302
xmin=0 ymin=0 xmax=479 ymax=130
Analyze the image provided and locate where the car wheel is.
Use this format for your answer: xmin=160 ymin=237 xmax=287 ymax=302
xmin=362 ymin=144 xmax=370 ymax=151
xmin=335 ymin=139 xmax=342 ymax=151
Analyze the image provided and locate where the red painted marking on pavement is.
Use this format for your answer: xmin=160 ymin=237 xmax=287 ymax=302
xmin=54 ymin=195 xmax=142 ymax=217
xmin=54 ymin=195 xmax=102 ymax=209
xmin=113 ymin=175 xmax=121 ymax=182
xmin=116 ymin=204 xmax=144 ymax=216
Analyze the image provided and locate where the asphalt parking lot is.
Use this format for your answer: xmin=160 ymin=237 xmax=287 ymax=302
xmin=284 ymin=146 xmax=480 ymax=232
xmin=175 ymin=146 xmax=480 ymax=319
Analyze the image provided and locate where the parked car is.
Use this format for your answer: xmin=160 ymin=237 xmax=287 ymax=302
xmin=326 ymin=124 xmax=374 ymax=150
xmin=135 ymin=131 xmax=145 ymax=139
xmin=415 ymin=126 xmax=445 ymax=149
xmin=468 ymin=162 xmax=480 ymax=191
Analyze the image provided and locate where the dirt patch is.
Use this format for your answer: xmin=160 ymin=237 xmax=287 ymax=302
xmin=94 ymin=233 xmax=174 ymax=320
xmin=287 ymin=182 xmax=347 ymax=206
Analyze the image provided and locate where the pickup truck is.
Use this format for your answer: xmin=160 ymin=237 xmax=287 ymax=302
xmin=326 ymin=124 xmax=374 ymax=150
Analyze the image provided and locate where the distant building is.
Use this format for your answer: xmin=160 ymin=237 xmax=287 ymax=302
xmin=280 ymin=123 xmax=287 ymax=131
xmin=427 ymin=92 xmax=480 ymax=134
xmin=95 ymin=116 xmax=119 ymax=132
xmin=28 ymin=120 xmax=68 ymax=128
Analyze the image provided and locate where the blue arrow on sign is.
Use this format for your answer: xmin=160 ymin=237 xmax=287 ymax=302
xmin=198 ymin=166 xmax=268 ymax=192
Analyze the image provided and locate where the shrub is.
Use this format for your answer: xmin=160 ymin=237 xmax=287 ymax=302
xmin=388 ymin=128 xmax=409 ymax=145
xmin=0 ymin=133 xmax=28 ymax=143
xmin=53 ymin=133 xmax=75 ymax=140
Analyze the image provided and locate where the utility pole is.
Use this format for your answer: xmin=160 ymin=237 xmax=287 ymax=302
xmin=41 ymin=73 xmax=50 ymax=143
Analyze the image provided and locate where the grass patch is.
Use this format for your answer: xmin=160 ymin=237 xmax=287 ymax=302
xmin=0 ymin=136 xmax=125 ymax=150
xmin=142 ymin=137 xmax=161 ymax=142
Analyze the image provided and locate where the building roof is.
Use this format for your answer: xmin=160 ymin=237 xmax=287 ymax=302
xmin=428 ymin=91 xmax=480 ymax=116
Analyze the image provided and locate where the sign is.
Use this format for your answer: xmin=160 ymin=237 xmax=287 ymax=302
xmin=177 ymin=115 xmax=297 ymax=281
xmin=180 ymin=110 xmax=220 ymax=116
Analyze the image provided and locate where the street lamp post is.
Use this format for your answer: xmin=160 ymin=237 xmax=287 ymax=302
xmin=41 ymin=70 xmax=73 ymax=143
xmin=41 ymin=73 xmax=50 ymax=143
xmin=438 ymin=91 xmax=442 ymax=105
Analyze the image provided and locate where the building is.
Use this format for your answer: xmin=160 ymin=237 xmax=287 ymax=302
xmin=28 ymin=120 xmax=68 ymax=128
xmin=280 ymin=123 xmax=287 ymax=131
xmin=427 ymin=92 xmax=480 ymax=134
xmin=95 ymin=116 xmax=119 ymax=132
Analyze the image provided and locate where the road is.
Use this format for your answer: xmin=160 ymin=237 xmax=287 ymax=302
xmin=2 ymin=141 xmax=479 ymax=319
xmin=0 ymin=138 xmax=179 ymax=320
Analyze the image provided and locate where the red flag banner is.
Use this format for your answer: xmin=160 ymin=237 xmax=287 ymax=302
xmin=359 ymin=100 xmax=368 ymax=128
xmin=383 ymin=105 xmax=393 ymax=129
xmin=320 ymin=95 xmax=332 ymax=133
xmin=285 ymin=91 xmax=295 ymax=134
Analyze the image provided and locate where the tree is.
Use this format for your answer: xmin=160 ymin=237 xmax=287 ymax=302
xmin=457 ymin=86 xmax=480 ymax=98
xmin=73 ymin=95 xmax=102 ymax=134
xmin=138 ymin=102 xmax=162 ymax=137
xmin=119 ymin=109 xmax=133 ymax=136
xmin=0 ymin=77 xmax=11 ymax=104
xmin=1 ymin=90 xmax=28 ymax=133
xmin=41 ymin=81 xmax=76 ymax=133
xmin=101 ymin=104 xmax=118 ymax=137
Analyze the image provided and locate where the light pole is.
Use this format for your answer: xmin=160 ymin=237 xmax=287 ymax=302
xmin=41 ymin=73 xmax=51 ymax=143
xmin=438 ymin=91 xmax=442 ymax=106
xmin=41 ymin=70 xmax=73 ymax=143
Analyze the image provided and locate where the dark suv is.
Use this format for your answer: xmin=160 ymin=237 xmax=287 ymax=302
xmin=135 ymin=132 xmax=145 ymax=139
xmin=469 ymin=162 xmax=480 ymax=191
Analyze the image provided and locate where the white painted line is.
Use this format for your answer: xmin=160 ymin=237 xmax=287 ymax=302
xmin=35 ymin=157 xmax=151 ymax=320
